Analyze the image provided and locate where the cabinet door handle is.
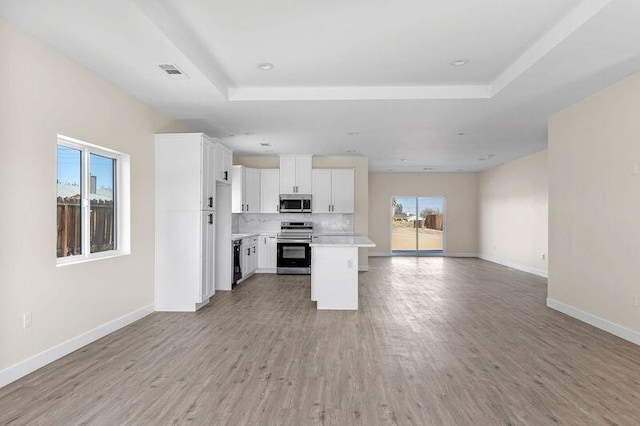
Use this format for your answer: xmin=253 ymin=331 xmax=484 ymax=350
xmin=241 ymin=204 xmax=245 ymax=212
xmin=247 ymin=248 xmax=250 ymax=255
xmin=208 ymin=213 xmax=213 ymax=224
xmin=224 ymin=171 xmax=228 ymax=181
xmin=208 ymin=197 xmax=213 ymax=208
xmin=329 ymin=204 xmax=331 ymax=212
xmin=253 ymin=247 xmax=256 ymax=254
xmin=247 ymin=204 xmax=249 ymax=212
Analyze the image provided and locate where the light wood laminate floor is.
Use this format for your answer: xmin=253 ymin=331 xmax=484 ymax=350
xmin=1 ymin=257 xmax=639 ymax=425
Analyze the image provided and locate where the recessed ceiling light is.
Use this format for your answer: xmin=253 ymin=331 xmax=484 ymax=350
xmin=347 ymin=150 xmax=356 ymax=153
xmin=423 ymin=167 xmax=434 ymax=171
xmin=244 ymin=132 xmax=255 ymax=136
xmin=399 ymin=158 xmax=407 ymax=162
xmin=347 ymin=131 xmax=359 ymax=136
xmin=456 ymin=169 xmax=464 ymax=172
xmin=260 ymin=142 xmax=271 ymax=147
xmin=227 ymin=134 xmax=235 ymax=137
xmin=256 ymin=62 xmax=274 ymax=71
xmin=450 ymin=59 xmax=469 ymax=67
xmin=387 ymin=168 xmax=394 ymax=172
xmin=457 ymin=131 xmax=465 ymax=136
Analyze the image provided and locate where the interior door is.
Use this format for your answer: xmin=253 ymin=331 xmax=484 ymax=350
xmin=312 ymin=169 xmax=332 ymax=213
xmin=331 ymin=169 xmax=354 ymax=213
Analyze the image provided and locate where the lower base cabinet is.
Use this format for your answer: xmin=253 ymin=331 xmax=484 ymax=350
xmin=241 ymin=236 xmax=258 ymax=279
xmin=258 ymin=235 xmax=277 ymax=272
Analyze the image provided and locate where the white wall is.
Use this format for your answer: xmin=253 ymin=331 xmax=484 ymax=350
xmin=368 ymin=173 xmax=479 ymax=256
xmin=478 ymin=151 xmax=548 ymax=276
xmin=0 ymin=18 xmax=184 ymax=381
xmin=548 ymin=71 xmax=640 ymax=341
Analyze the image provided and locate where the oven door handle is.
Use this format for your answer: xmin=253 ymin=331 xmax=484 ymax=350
xmin=277 ymin=240 xmax=311 ymax=244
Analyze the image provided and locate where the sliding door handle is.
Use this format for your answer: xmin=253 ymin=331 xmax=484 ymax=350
xmin=224 ymin=171 xmax=228 ymax=181
xmin=208 ymin=213 xmax=213 ymax=224
xmin=208 ymin=197 xmax=213 ymax=208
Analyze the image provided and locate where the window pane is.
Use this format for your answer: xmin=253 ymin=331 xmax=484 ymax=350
xmin=391 ymin=197 xmax=417 ymax=253
xmin=90 ymin=153 xmax=116 ymax=253
xmin=417 ymin=197 xmax=444 ymax=253
xmin=57 ymin=145 xmax=82 ymax=257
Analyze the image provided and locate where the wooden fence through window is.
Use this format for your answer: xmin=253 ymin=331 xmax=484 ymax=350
xmin=57 ymin=197 xmax=115 ymax=257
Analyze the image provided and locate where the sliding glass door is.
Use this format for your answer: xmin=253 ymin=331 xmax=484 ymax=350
xmin=391 ymin=196 xmax=445 ymax=255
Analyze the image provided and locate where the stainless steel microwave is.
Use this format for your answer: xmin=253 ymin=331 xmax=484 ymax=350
xmin=279 ymin=194 xmax=312 ymax=213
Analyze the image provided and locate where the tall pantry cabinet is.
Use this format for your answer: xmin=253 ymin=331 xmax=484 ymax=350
xmin=155 ymin=133 xmax=232 ymax=311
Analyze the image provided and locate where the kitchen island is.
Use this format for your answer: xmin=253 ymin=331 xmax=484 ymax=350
xmin=310 ymin=235 xmax=376 ymax=310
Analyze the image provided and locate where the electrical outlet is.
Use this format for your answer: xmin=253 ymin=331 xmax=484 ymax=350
xmin=541 ymin=253 xmax=546 ymax=260
xmin=23 ymin=312 xmax=32 ymax=328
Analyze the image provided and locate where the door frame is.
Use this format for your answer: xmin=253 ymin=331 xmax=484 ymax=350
xmin=389 ymin=196 xmax=447 ymax=257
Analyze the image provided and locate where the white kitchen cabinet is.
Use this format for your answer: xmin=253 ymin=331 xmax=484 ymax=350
xmin=201 ymin=211 xmax=215 ymax=300
xmin=155 ymin=133 xmax=221 ymax=312
xmin=312 ymin=169 xmax=355 ymax=214
xmin=241 ymin=235 xmax=259 ymax=278
xmin=312 ymin=169 xmax=332 ymax=213
xmin=232 ymin=166 xmax=261 ymax=213
xmin=260 ymin=169 xmax=280 ymax=213
xmin=214 ymin=143 xmax=233 ymax=184
xmin=203 ymin=140 xmax=216 ymax=211
xmin=331 ymin=169 xmax=355 ymax=213
xmin=258 ymin=234 xmax=278 ymax=272
xmin=280 ymin=155 xmax=313 ymax=194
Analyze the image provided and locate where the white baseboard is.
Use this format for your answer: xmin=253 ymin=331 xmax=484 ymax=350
xmin=547 ymin=298 xmax=640 ymax=346
xmin=368 ymin=252 xmax=479 ymax=258
xmin=446 ymin=252 xmax=479 ymax=258
xmin=479 ymin=254 xmax=548 ymax=278
xmin=0 ymin=304 xmax=154 ymax=389
xmin=368 ymin=251 xmax=391 ymax=257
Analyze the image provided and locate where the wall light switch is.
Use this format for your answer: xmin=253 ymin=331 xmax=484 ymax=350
xmin=23 ymin=312 xmax=32 ymax=328
xmin=347 ymin=259 xmax=354 ymax=269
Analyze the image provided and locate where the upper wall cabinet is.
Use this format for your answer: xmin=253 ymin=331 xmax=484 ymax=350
xmin=232 ymin=166 xmax=261 ymax=213
xmin=260 ymin=169 xmax=280 ymax=214
xmin=312 ymin=169 xmax=355 ymax=214
xmin=280 ymin=155 xmax=313 ymax=194
xmin=155 ymin=133 xmax=218 ymax=212
xmin=214 ymin=143 xmax=233 ymax=184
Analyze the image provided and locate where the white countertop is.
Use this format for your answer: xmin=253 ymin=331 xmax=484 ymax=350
xmin=231 ymin=233 xmax=260 ymax=241
xmin=310 ymin=235 xmax=376 ymax=248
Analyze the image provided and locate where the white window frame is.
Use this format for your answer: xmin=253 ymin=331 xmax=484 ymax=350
xmin=56 ymin=135 xmax=131 ymax=266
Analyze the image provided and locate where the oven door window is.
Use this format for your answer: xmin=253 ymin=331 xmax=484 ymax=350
xmin=282 ymin=246 xmax=306 ymax=259
xmin=278 ymin=242 xmax=311 ymax=267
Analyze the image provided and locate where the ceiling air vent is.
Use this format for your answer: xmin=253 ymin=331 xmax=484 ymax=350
xmin=158 ymin=64 xmax=189 ymax=80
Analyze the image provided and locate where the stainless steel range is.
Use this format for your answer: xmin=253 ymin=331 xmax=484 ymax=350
xmin=277 ymin=221 xmax=313 ymax=275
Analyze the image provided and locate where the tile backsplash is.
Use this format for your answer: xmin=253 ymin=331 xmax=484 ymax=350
xmin=233 ymin=213 xmax=354 ymax=234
